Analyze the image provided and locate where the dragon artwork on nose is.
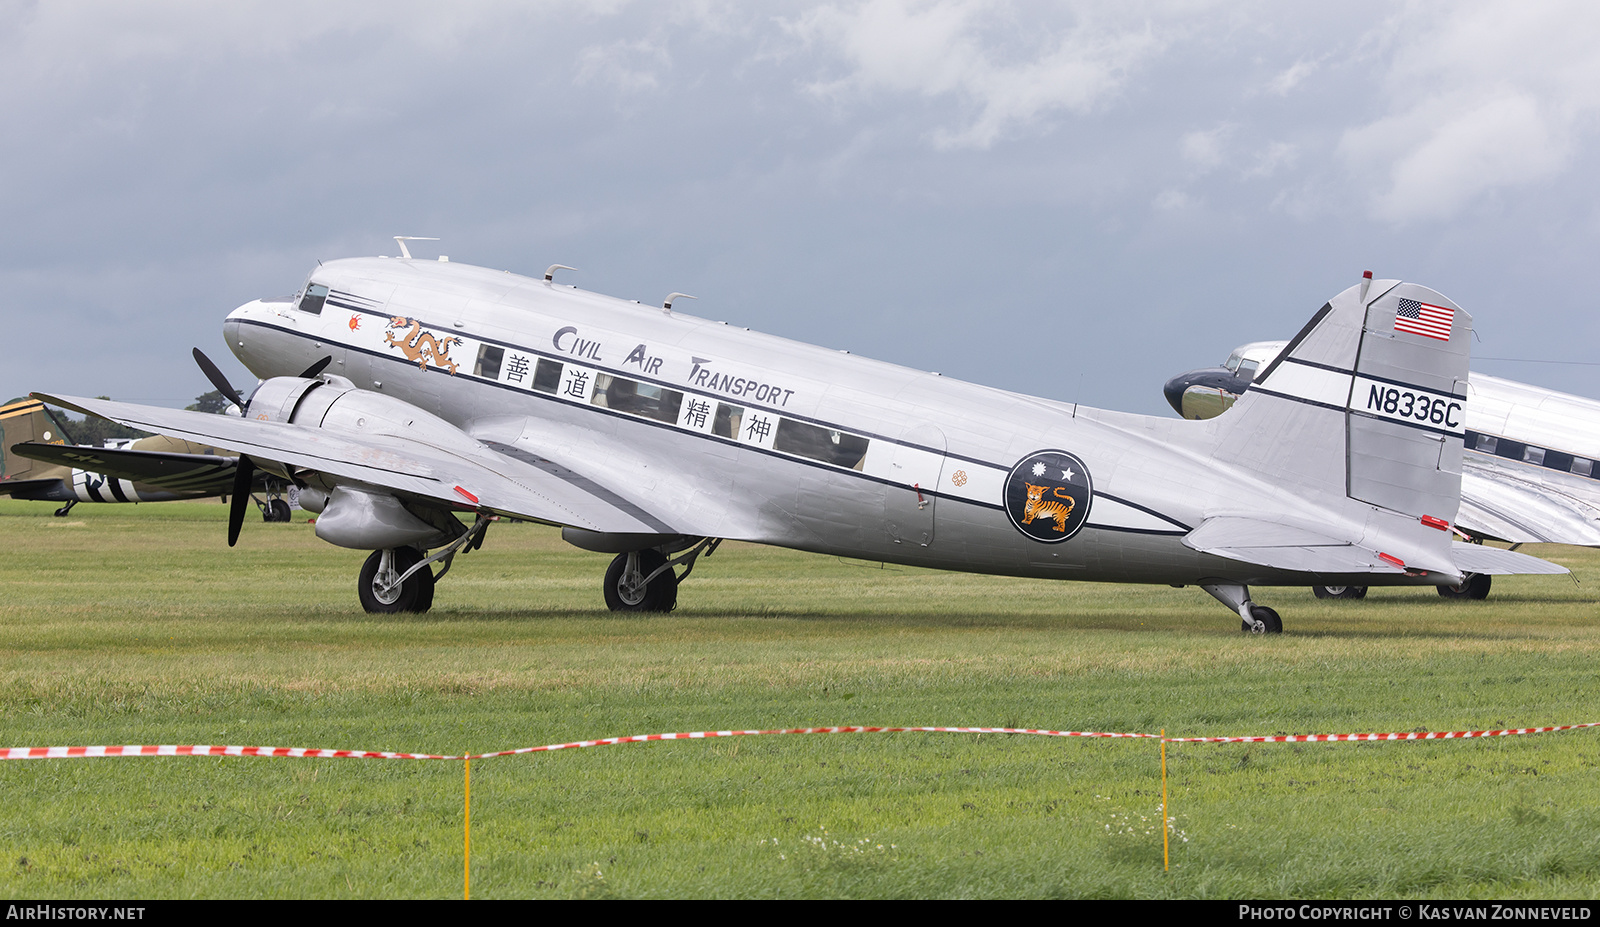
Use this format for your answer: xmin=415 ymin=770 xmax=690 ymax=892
xmin=384 ymin=317 xmax=462 ymax=374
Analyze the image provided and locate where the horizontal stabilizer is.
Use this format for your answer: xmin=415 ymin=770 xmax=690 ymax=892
xmin=1183 ymin=516 xmax=1405 ymax=575
xmin=1451 ymin=541 xmax=1568 ymax=576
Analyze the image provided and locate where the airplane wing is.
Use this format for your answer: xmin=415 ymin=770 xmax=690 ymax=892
xmin=34 ymin=393 xmax=680 ymax=535
xmin=1456 ymin=457 xmax=1600 ymax=546
xmin=1183 ymin=515 xmax=1566 ymax=577
xmin=0 ymin=477 xmax=70 ymax=498
xmin=9 ymin=443 xmax=241 ymax=494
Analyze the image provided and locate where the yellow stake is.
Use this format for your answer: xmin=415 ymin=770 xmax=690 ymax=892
xmin=464 ymin=756 xmax=472 ymax=900
xmin=1160 ymin=730 xmax=1170 ymax=873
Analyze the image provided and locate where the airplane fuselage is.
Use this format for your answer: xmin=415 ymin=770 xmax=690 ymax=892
xmin=220 ymin=258 xmax=1437 ymax=590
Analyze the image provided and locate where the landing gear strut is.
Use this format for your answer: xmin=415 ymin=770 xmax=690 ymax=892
xmin=1437 ymin=572 xmax=1491 ymax=600
xmin=1202 ymin=582 xmax=1283 ymax=634
xmin=602 ymin=537 xmax=721 ymax=612
xmin=255 ymin=488 xmax=293 ymax=522
xmin=358 ymin=546 xmax=435 ymax=613
xmin=356 ymin=515 xmax=493 ymax=615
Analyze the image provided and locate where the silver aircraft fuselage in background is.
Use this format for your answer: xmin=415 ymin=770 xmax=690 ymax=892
xmin=44 ymin=256 xmax=1565 ymax=631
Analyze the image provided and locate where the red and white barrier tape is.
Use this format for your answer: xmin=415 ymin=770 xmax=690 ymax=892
xmin=1163 ymin=721 xmax=1600 ymax=743
xmin=0 ymin=727 xmax=1144 ymax=761
xmin=4 ymin=721 xmax=1596 ymax=761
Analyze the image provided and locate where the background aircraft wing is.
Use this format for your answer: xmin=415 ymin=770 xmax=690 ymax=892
xmin=10 ymin=442 xmax=240 ymax=494
xmin=1456 ymin=458 xmax=1600 ymax=545
xmin=34 ymin=393 xmax=680 ymax=535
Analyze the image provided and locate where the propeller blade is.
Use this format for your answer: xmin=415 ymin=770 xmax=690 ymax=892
xmin=227 ymin=454 xmax=254 ymax=547
xmin=299 ymin=355 xmax=333 ymax=379
xmin=193 ymin=348 xmax=246 ymax=410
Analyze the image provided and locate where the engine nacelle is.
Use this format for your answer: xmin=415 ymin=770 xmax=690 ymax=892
xmin=314 ymin=486 xmax=455 ymax=550
xmin=244 ymin=374 xmax=486 ymax=550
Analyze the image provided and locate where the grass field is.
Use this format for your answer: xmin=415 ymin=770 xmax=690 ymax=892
xmin=2 ymin=499 xmax=1600 ymax=899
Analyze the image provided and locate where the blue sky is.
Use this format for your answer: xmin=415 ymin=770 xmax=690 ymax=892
xmin=4 ymin=1 xmax=1599 ymax=415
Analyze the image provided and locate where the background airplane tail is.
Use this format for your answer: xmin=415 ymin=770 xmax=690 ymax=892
xmin=0 ymin=398 xmax=71 ymax=482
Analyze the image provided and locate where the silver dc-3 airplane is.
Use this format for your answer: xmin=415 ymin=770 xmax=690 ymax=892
xmin=39 ymin=248 xmax=1565 ymax=633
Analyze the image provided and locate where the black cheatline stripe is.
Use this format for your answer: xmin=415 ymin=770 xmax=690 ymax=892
xmin=1253 ymin=302 xmax=1332 ymax=387
xmin=1280 ymin=357 xmax=1354 ymax=376
xmin=106 ymin=478 xmax=130 ymax=502
xmin=239 ymin=318 xmax=1192 ymax=530
xmin=1465 ymin=436 xmax=1600 ymax=484
xmin=1093 ymin=491 xmax=1192 ymax=531
xmin=251 ymin=310 xmax=969 ymax=462
xmin=1245 ymin=386 xmax=1348 ymax=414
xmin=1353 ymin=370 xmax=1467 ymax=400
xmin=480 ymin=441 xmax=677 ymax=534
xmin=1083 ymin=524 xmax=1187 ymax=537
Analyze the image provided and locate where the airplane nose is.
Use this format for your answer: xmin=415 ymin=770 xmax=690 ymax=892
xmin=1163 ymin=372 xmax=1194 ymax=416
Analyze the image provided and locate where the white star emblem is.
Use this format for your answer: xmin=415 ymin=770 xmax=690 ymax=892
xmin=1031 ymin=462 xmax=1046 ymax=476
xmin=1062 ymin=468 xmax=1074 ymax=481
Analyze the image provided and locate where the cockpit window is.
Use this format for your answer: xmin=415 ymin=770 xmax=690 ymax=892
xmin=298 ymin=283 xmax=328 ymax=315
xmin=1237 ymin=358 xmax=1260 ymax=381
xmin=1224 ymin=352 xmax=1244 ymax=374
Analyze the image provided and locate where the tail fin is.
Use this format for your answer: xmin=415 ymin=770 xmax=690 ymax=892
xmin=1213 ymin=276 xmax=1468 ymax=524
xmin=0 ymin=399 xmax=71 ymax=481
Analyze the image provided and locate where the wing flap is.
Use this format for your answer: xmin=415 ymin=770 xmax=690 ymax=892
xmin=34 ymin=393 xmax=676 ymax=534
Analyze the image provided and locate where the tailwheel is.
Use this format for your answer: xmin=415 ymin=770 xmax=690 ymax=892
xmin=604 ymin=549 xmax=678 ymax=612
xmin=358 ymin=546 xmax=436 ymax=614
xmin=1437 ymin=573 xmax=1491 ymax=600
xmin=1312 ymin=585 xmax=1368 ymax=600
xmin=1243 ymin=605 xmax=1282 ymax=634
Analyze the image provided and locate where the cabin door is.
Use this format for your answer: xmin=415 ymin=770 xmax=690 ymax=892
xmin=883 ymin=423 xmax=947 ymax=549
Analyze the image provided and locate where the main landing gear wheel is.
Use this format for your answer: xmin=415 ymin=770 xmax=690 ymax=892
xmin=265 ymin=498 xmax=292 ymax=522
xmin=1437 ymin=573 xmax=1491 ymax=600
xmin=1313 ymin=585 xmax=1368 ymax=600
xmin=1243 ymin=605 xmax=1282 ymax=634
xmin=604 ymin=549 xmax=678 ymax=612
xmin=358 ymin=546 xmax=436 ymax=614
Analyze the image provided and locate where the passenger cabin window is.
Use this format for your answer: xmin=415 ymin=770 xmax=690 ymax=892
xmin=475 ymin=345 xmax=504 ymax=380
xmin=713 ymin=403 xmax=743 ymax=439
xmin=531 ymin=358 xmax=562 ymax=393
xmin=590 ymin=374 xmax=684 ymax=424
xmin=1523 ymin=446 xmax=1547 ymax=466
xmin=1574 ymin=458 xmax=1595 ymax=477
xmin=298 ymin=283 xmax=328 ymax=315
xmin=1474 ymin=433 xmax=1498 ymax=454
xmin=774 ymin=419 xmax=869 ymax=470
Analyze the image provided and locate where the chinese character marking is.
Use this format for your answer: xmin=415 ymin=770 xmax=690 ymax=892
xmin=682 ymin=398 xmax=712 ymax=429
xmin=563 ymin=370 xmax=589 ymax=399
xmin=745 ymin=414 xmax=773 ymax=443
xmin=505 ymin=354 xmax=531 ymax=383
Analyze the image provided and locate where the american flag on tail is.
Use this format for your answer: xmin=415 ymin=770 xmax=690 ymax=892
xmin=1394 ymin=298 xmax=1453 ymax=341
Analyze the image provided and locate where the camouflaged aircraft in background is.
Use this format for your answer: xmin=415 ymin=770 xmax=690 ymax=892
xmin=0 ymin=398 xmax=295 ymax=520
xmin=38 ymin=246 xmax=1566 ymax=632
xmin=1165 ymin=337 xmax=1600 ymax=601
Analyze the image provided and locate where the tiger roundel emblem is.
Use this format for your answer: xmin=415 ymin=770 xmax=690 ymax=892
xmin=1004 ymin=450 xmax=1092 ymax=543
